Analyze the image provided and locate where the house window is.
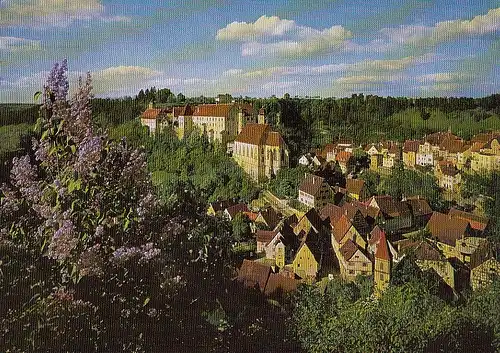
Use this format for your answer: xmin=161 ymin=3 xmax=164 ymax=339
xmin=349 ymin=270 xmax=355 ymax=275
xmin=362 ymin=263 xmax=367 ymax=267
xmin=380 ymin=274 xmax=384 ymax=281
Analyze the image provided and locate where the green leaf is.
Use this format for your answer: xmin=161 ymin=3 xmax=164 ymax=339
xmin=41 ymin=129 xmax=49 ymax=141
xmin=70 ymin=145 xmax=76 ymax=154
xmin=40 ymin=237 xmax=48 ymax=252
xmin=123 ymin=218 xmax=130 ymax=231
xmin=143 ymin=297 xmax=150 ymax=306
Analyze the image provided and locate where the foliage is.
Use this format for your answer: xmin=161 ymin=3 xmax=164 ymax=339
xmin=232 ymin=213 xmax=251 ymax=242
xmin=269 ymin=165 xmax=309 ymax=199
xmin=357 ymin=169 xmax=380 ymax=197
xmin=146 ymin=128 xmax=259 ymax=205
xmin=0 ymin=61 xmax=241 ymax=352
xmin=291 ymin=279 xmax=498 ymax=353
xmin=377 ymin=165 xmax=444 ymax=210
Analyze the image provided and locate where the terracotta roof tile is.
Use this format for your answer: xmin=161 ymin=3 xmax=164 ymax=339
xmin=448 ymin=208 xmax=488 ymax=232
xmin=369 ymin=225 xmax=385 ymax=246
xmin=193 ymin=104 xmax=234 ymax=117
xmin=264 ymin=273 xmax=299 ymax=296
xmin=399 ymin=240 xmax=444 ymax=261
xmin=403 ymin=140 xmax=420 ymax=153
xmin=180 ymin=104 xmax=194 ymax=116
xmin=319 ymin=203 xmax=342 ymax=222
xmin=256 ymin=230 xmax=277 ymax=244
xmin=375 ymin=231 xmax=390 ymax=261
xmin=141 ymin=108 xmax=168 ymax=119
xmin=237 ymin=259 xmax=271 ymax=291
xmin=226 ymin=203 xmax=250 ymax=219
xmin=427 ymin=211 xmax=469 ymax=246
xmin=346 ymin=179 xmax=366 ymax=196
xmin=332 ymin=215 xmax=352 ymax=243
xmin=440 ymin=165 xmax=460 ymax=177
xmin=299 ymin=174 xmax=325 ymax=197
xmin=235 ymin=123 xmax=270 ymax=145
xmin=339 ymin=239 xmax=359 ymax=261
xmin=335 ymin=151 xmax=352 ymax=163
xmin=266 ymin=131 xmax=285 ymax=147
xmin=405 ymin=198 xmax=433 ymax=217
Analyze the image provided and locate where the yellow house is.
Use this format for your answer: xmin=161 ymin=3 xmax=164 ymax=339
xmin=345 ymin=178 xmax=369 ymax=201
xmin=403 ymin=140 xmax=420 ymax=168
xmin=399 ymin=240 xmax=455 ymax=290
xmin=233 ymin=123 xmax=289 ymax=183
xmin=292 ymin=231 xmax=324 ymax=280
xmin=331 ymin=215 xmax=366 ymax=251
xmin=470 ymin=258 xmax=500 ymax=290
xmin=471 ymin=137 xmax=500 ymax=173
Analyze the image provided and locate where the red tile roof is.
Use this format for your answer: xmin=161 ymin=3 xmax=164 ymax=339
xmin=346 ymin=178 xmax=366 ymax=196
xmin=369 ymin=225 xmax=385 ymax=246
xmin=440 ymin=165 xmax=460 ymax=177
xmin=266 ymin=131 xmax=285 ymax=147
xmin=243 ymin=211 xmax=259 ymax=222
xmin=225 ymin=203 xmax=250 ymax=219
xmin=339 ymin=239 xmax=359 ymax=261
xmin=193 ymin=104 xmax=234 ymax=117
xmin=256 ymin=230 xmax=277 ymax=244
xmin=405 ymin=198 xmax=433 ymax=217
xmin=235 ymin=123 xmax=270 ymax=145
xmin=332 ymin=215 xmax=352 ymax=243
xmin=141 ymin=108 xmax=168 ymax=119
xmin=403 ymin=140 xmax=420 ymax=153
xmin=264 ymin=273 xmax=299 ymax=296
xmin=448 ymin=208 xmax=488 ymax=232
xmin=335 ymin=151 xmax=352 ymax=163
xmin=426 ymin=211 xmax=469 ymax=246
xmin=375 ymin=231 xmax=390 ymax=261
xmin=299 ymin=173 xmax=325 ymax=197
xmin=319 ymin=203 xmax=342 ymax=222
xmin=181 ymin=104 xmax=194 ymax=116
xmin=237 ymin=259 xmax=271 ymax=291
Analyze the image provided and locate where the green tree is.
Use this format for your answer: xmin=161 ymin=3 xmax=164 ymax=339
xmin=232 ymin=213 xmax=251 ymax=242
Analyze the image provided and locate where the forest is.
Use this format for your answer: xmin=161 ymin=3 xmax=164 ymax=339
xmin=0 ymin=64 xmax=500 ymax=352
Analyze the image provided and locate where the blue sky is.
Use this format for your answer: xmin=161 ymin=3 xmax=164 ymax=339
xmin=0 ymin=0 xmax=499 ymax=102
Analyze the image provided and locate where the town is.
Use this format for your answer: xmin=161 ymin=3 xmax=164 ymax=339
xmin=139 ymin=98 xmax=500 ymax=299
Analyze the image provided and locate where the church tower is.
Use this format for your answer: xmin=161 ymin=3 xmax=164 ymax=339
xmin=374 ymin=231 xmax=391 ymax=296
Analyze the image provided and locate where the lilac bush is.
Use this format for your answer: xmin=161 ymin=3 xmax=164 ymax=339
xmin=0 ymin=60 xmax=160 ymax=281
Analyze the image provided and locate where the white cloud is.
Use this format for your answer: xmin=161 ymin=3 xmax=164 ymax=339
xmin=0 ymin=0 xmax=130 ymax=27
xmin=378 ymin=7 xmax=500 ymax=48
xmin=335 ymin=75 xmax=399 ymax=85
xmin=216 ymin=15 xmax=296 ymax=41
xmin=417 ymin=72 xmax=470 ymax=84
xmin=0 ymin=37 xmax=41 ymax=51
xmin=217 ymin=15 xmax=352 ymax=57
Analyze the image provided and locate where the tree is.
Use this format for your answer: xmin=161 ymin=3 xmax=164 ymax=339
xmin=232 ymin=213 xmax=251 ymax=242
xmin=177 ymin=92 xmax=186 ymax=103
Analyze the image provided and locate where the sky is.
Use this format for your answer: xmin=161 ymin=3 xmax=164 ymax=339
xmin=0 ymin=0 xmax=499 ymax=102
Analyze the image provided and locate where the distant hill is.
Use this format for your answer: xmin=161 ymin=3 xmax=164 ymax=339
xmin=0 ymin=104 xmax=39 ymax=126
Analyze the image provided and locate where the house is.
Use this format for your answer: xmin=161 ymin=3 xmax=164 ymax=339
xmin=438 ymin=165 xmax=461 ymax=192
xmin=398 ymin=240 xmax=456 ymax=290
xmin=448 ymin=208 xmax=489 ymax=236
xmin=139 ymin=103 xmax=170 ymax=134
xmin=455 ymin=236 xmax=490 ymax=268
xmin=293 ymin=208 xmax=324 ymax=236
xmin=236 ymin=259 xmax=272 ymax=292
xmin=470 ymin=258 xmax=500 ymax=290
xmin=368 ymin=225 xmax=399 ymax=262
xmin=470 ymin=137 xmax=500 ymax=173
xmin=233 ymin=123 xmax=289 ymax=182
xmin=405 ymin=197 xmax=433 ymax=228
xmin=335 ymin=151 xmax=352 ymax=174
xmin=255 ymin=207 xmax=280 ymax=230
xmin=291 ymin=230 xmax=324 ymax=280
xmin=263 ymin=223 xmax=299 ymax=265
xmin=370 ymin=153 xmax=383 ymax=171
xmin=177 ymin=103 xmax=257 ymax=144
xmin=337 ymin=239 xmax=372 ymax=281
xmin=403 ymin=140 xmax=420 ymax=168
xmin=426 ymin=212 xmax=471 ymax=259
xmin=298 ymin=153 xmax=314 ymax=167
xmin=207 ymin=199 xmax=237 ymax=216
xmin=383 ymin=143 xmax=401 ymax=169
xmin=331 ymin=214 xmax=367 ymax=251
xmin=298 ymin=174 xmax=333 ymax=209
xmin=264 ymin=273 xmax=300 ymax=297
xmin=256 ymin=230 xmax=278 ymax=253
xmin=224 ymin=203 xmax=250 ymax=221
xmin=345 ymin=178 xmax=369 ymax=201
xmin=368 ymin=195 xmax=412 ymax=233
